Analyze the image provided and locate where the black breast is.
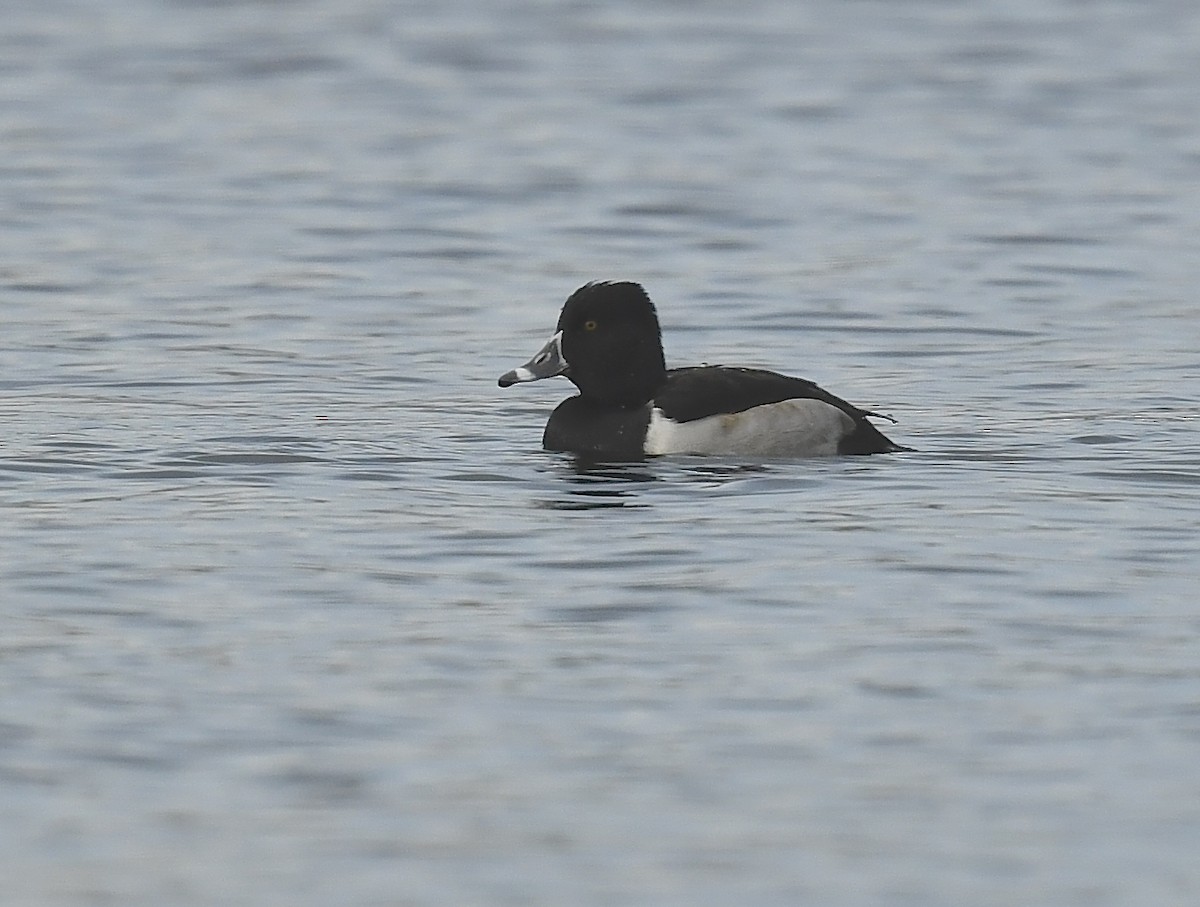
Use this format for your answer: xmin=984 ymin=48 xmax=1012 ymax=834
xmin=543 ymin=397 xmax=653 ymax=459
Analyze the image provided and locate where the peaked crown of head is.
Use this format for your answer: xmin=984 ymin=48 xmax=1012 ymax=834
xmin=555 ymin=280 xmax=666 ymax=407
xmin=557 ymin=281 xmax=659 ymax=330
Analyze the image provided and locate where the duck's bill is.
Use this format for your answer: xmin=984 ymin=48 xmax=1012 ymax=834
xmin=498 ymin=331 xmax=567 ymax=387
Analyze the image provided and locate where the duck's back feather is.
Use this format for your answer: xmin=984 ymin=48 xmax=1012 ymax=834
xmin=653 ymin=367 xmax=904 ymax=456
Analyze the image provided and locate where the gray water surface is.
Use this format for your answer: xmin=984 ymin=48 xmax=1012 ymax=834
xmin=3 ymin=1 xmax=1200 ymax=905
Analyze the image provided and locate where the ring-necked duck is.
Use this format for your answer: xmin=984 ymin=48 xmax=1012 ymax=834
xmin=499 ymin=281 xmax=909 ymax=459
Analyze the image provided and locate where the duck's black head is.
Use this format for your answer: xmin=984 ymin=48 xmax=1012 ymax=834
xmin=500 ymin=281 xmax=668 ymax=409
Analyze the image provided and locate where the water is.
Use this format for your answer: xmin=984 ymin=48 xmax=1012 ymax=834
xmin=3 ymin=1 xmax=1200 ymax=904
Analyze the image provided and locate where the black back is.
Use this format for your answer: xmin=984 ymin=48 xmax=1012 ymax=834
xmin=655 ymin=366 xmax=871 ymax=423
xmin=656 ymin=366 xmax=905 ymax=455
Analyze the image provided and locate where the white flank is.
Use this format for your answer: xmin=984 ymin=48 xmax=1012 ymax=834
xmin=643 ymin=399 xmax=854 ymax=457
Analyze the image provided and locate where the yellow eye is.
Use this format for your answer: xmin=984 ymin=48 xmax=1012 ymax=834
xmin=584 ymin=319 xmax=598 ymax=331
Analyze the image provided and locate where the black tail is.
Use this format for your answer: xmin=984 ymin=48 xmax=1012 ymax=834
xmin=838 ymin=416 xmax=913 ymax=455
